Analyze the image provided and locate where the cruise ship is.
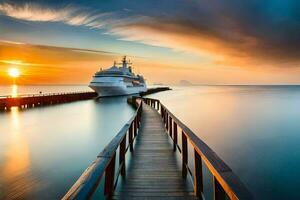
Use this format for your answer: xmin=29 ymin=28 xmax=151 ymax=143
xmin=89 ymin=56 xmax=147 ymax=97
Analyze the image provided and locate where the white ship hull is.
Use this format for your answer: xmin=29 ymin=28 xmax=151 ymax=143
xmin=89 ymin=84 xmax=146 ymax=97
xmin=89 ymin=75 xmax=147 ymax=97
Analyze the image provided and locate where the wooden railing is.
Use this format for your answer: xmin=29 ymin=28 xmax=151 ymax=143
xmin=143 ymin=98 xmax=252 ymax=200
xmin=62 ymin=98 xmax=142 ymax=200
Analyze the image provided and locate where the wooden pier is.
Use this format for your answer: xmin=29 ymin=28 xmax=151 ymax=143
xmin=0 ymin=92 xmax=97 ymax=111
xmin=140 ymin=87 xmax=171 ymax=96
xmin=0 ymin=87 xmax=170 ymax=111
xmin=114 ymin=103 xmax=194 ymax=199
xmin=63 ymin=97 xmax=252 ymax=200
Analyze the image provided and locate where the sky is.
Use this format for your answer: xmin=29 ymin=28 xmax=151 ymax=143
xmin=0 ymin=0 xmax=300 ymax=85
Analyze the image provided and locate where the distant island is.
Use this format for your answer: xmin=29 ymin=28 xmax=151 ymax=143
xmin=153 ymin=82 xmax=165 ymax=86
xmin=179 ymin=80 xmax=194 ymax=86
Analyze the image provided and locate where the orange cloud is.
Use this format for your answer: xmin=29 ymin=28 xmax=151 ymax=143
xmin=0 ymin=41 xmax=118 ymax=84
xmin=108 ymin=18 xmax=300 ymax=69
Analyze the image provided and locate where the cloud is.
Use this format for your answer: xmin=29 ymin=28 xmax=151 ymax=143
xmin=0 ymin=2 xmax=108 ymax=29
xmin=0 ymin=40 xmax=119 ymax=84
xmin=0 ymin=40 xmax=118 ymax=65
xmin=0 ymin=59 xmax=54 ymax=67
xmin=109 ymin=16 xmax=300 ymax=68
xmin=0 ymin=3 xmax=71 ymax=22
xmin=1 ymin=0 xmax=300 ymax=69
xmin=0 ymin=39 xmax=25 ymax=45
xmin=105 ymin=0 xmax=300 ymax=68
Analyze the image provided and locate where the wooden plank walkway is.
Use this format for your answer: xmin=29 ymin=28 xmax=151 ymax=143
xmin=63 ymin=98 xmax=252 ymax=200
xmin=114 ymin=103 xmax=196 ymax=200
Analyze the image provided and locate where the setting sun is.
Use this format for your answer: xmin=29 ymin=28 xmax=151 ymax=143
xmin=8 ymin=68 xmax=20 ymax=78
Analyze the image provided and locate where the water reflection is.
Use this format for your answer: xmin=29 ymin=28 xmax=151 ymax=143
xmin=11 ymin=85 xmax=18 ymax=98
xmin=0 ymin=91 xmax=135 ymax=199
xmin=10 ymin=107 xmax=19 ymax=131
xmin=0 ymin=108 xmax=36 ymax=200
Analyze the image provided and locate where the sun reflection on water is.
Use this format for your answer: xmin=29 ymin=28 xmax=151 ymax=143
xmin=0 ymin=107 xmax=37 ymax=199
xmin=10 ymin=107 xmax=19 ymax=131
xmin=11 ymin=84 xmax=18 ymax=98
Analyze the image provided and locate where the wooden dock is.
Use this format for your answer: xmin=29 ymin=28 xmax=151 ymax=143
xmin=62 ymin=97 xmax=252 ymax=200
xmin=0 ymin=92 xmax=97 ymax=111
xmin=114 ymin=103 xmax=195 ymax=199
xmin=0 ymin=87 xmax=170 ymax=111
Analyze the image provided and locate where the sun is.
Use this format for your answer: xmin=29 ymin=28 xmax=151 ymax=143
xmin=8 ymin=68 xmax=20 ymax=78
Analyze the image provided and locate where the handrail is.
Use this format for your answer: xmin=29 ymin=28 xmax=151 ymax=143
xmin=62 ymin=97 xmax=142 ymax=200
xmin=143 ymin=97 xmax=252 ymax=200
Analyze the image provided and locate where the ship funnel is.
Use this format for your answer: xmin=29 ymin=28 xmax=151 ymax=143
xmin=122 ymin=56 xmax=127 ymax=68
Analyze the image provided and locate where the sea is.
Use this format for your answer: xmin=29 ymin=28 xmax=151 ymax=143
xmin=1 ymin=85 xmax=300 ymax=199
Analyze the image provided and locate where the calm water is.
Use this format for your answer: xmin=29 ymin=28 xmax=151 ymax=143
xmin=1 ymin=85 xmax=300 ymax=199
xmin=148 ymin=85 xmax=300 ymax=200
xmin=0 ymin=85 xmax=135 ymax=199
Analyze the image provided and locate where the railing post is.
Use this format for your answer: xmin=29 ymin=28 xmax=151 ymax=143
xmin=138 ymin=105 xmax=142 ymax=125
xmin=169 ymin=117 xmax=173 ymax=137
xmin=134 ymin=118 xmax=137 ymax=138
xmin=182 ymin=131 xmax=188 ymax=178
xmin=136 ymin=115 xmax=140 ymax=129
xmin=104 ymin=153 xmax=116 ymax=199
xmin=166 ymin=113 xmax=169 ymax=130
xmin=157 ymin=101 xmax=160 ymax=111
xmin=173 ymin=122 xmax=177 ymax=152
xmin=137 ymin=111 xmax=140 ymax=128
xmin=119 ymin=136 xmax=126 ymax=177
xmin=214 ymin=177 xmax=226 ymax=200
xmin=194 ymin=149 xmax=203 ymax=197
xmin=163 ymin=109 xmax=166 ymax=124
xmin=129 ymin=123 xmax=133 ymax=152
